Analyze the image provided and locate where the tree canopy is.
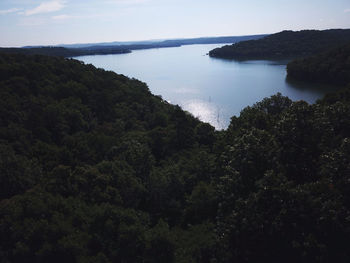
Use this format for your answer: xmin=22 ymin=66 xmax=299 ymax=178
xmin=1 ymin=53 xmax=350 ymax=262
xmin=209 ymin=29 xmax=350 ymax=60
xmin=287 ymin=42 xmax=350 ymax=86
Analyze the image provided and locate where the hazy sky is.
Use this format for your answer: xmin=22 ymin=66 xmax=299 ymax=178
xmin=1 ymin=0 xmax=350 ymax=47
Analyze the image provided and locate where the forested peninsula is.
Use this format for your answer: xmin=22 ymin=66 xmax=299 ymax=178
xmin=209 ymin=29 xmax=350 ymax=60
xmin=1 ymin=52 xmax=350 ymax=263
xmin=287 ymin=42 xmax=350 ymax=85
xmin=0 ymin=47 xmax=132 ymax=58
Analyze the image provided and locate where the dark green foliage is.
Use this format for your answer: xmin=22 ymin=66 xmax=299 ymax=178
xmin=209 ymin=29 xmax=350 ymax=60
xmin=0 ymin=144 xmax=42 ymax=199
xmin=1 ymin=52 xmax=350 ymax=262
xmin=287 ymin=42 xmax=350 ymax=85
xmin=0 ymin=53 xmax=217 ymax=262
xmin=216 ymin=93 xmax=350 ymax=263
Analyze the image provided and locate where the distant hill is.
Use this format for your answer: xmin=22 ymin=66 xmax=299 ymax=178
xmin=9 ymin=35 xmax=267 ymax=58
xmin=0 ymin=46 xmax=131 ymax=57
xmin=55 ymin=35 xmax=267 ymax=49
xmin=209 ymin=29 xmax=350 ymax=60
xmin=287 ymin=42 xmax=350 ymax=85
xmin=157 ymin=35 xmax=267 ymax=46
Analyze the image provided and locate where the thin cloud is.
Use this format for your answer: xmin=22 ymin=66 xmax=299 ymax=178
xmin=25 ymin=1 xmax=66 ymax=16
xmin=18 ymin=17 xmax=47 ymax=26
xmin=52 ymin=14 xmax=71 ymax=20
xmin=0 ymin=8 xmax=21 ymax=15
xmin=51 ymin=13 xmax=109 ymax=21
xmin=344 ymin=9 xmax=350 ymax=13
xmin=105 ymin=0 xmax=150 ymax=4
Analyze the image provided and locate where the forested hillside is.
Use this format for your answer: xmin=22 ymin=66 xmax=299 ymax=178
xmin=287 ymin=42 xmax=350 ymax=85
xmin=209 ymin=29 xmax=350 ymax=60
xmin=1 ymin=53 xmax=350 ymax=263
xmin=0 ymin=53 xmax=218 ymax=263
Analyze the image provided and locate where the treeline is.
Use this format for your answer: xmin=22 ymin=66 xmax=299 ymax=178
xmin=1 ymin=53 xmax=350 ymax=262
xmin=209 ymin=29 xmax=350 ymax=60
xmin=0 ymin=47 xmax=131 ymax=57
xmin=287 ymin=42 xmax=350 ymax=85
xmin=0 ymin=44 xmax=188 ymax=58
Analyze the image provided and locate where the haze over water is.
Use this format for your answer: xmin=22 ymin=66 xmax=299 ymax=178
xmin=76 ymin=44 xmax=334 ymax=129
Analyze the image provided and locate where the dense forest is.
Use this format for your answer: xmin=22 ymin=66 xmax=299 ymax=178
xmin=1 ymin=52 xmax=350 ymax=263
xmin=287 ymin=42 xmax=350 ymax=85
xmin=209 ymin=29 xmax=350 ymax=60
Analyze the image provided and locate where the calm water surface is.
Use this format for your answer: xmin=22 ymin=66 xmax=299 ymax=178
xmin=76 ymin=44 xmax=334 ymax=129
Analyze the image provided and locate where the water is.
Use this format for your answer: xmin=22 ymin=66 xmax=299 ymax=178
xmin=75 ymin=44 xmax=335 ymax=130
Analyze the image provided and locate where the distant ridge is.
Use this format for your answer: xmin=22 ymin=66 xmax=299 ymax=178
xmin=40 ymin=35 xmax=268 ymax=49
xmin=2 ymin=34 xmax=267 ymax=58
xmin=209 ymin=29 xmax=350 ymax=60
xmin=0 ymin=46 xmax=131 ymax=58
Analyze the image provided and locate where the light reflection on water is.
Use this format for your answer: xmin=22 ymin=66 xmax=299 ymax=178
xmin=76 ymin=44 xmax=336 ymax=130
xmin=181 ymin=99 xmax=229 ymax=130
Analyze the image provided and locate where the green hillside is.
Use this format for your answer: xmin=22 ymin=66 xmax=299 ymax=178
xmin=287 ymin=42 xmax=350 ymax=85
xmin=209 ymin=29 xmax=350 ymax=60
xmin=1 ymin=53 xmax=350 ymax=262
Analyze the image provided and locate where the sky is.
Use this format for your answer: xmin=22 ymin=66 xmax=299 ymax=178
xmin=0 ymin=0 xmax=350 ymax=47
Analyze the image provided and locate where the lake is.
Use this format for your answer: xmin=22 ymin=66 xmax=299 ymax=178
xmin=76 ymin=44 xmax=334 ymax=129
